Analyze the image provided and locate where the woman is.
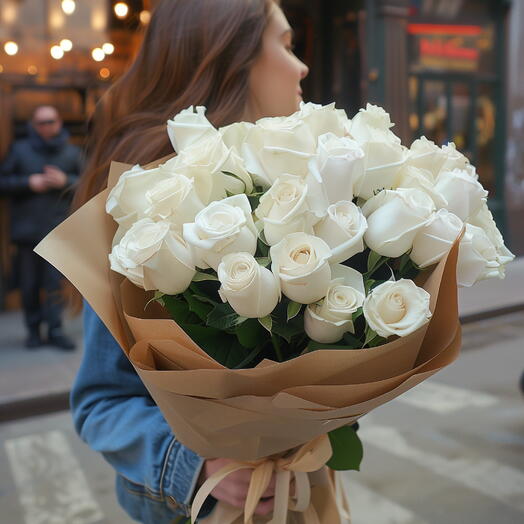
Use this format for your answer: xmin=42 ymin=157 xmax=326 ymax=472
xmin=71 ymin=0 xmax=308 ymax=522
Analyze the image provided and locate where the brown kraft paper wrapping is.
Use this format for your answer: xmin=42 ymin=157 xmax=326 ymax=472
xmin=35 ymin=160 xmax=462 ymax=521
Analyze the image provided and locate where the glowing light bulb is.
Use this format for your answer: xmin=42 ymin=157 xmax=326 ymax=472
xmin=61 ymin=0 xmax=76 ymax=15
xmin=114 ymin=2 xmax=129 ymax=19
xmin=60 ymin=39 xmax=73 ymax=52
xmin=27 ymin=65 xmax=38 ymax=75
xmin=50 ymin=45 xmax=64 ymax=59
xmin=99 ymin=67 xmax=111 ymax=79
xmin=102 ymin=43 xmax=114 ymax=55
xmin=139 ymin=10 xmax=151 ymax=25
xmin=91 ymin=47 xmax=105 ymax=62
xmin=4 ymin=41 xmax=18 ymax=56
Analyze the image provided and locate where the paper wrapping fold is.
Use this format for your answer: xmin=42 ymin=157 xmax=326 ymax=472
xmin=35 ymin=159 xmax=461 ymax=518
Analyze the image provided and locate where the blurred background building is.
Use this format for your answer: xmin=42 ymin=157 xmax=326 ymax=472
xmin=1 ymin=0 xmax=523 ymax=310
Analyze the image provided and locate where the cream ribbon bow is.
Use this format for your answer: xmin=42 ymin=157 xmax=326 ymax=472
xmin=191 ymin=435 xmax=333 ymax=524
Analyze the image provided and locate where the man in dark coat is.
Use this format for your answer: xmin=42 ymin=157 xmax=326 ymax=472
xmin=0 ymin=105 xmax=83 ymax=349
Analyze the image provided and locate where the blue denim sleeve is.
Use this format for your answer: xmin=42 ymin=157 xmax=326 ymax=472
xmin=71 ymin=301 xmax=216 ymax=522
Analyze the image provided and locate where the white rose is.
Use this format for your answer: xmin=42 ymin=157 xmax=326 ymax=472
xmin=217 ymin=253 xmax=280 ymax=318
xmin=220 ymin=121 xmax=255 ymax=153
xmin=434 ymin=168 xmax=488 ymax=221
xmin=183 ymin=194 xmax=257 ymax=270
xmin=469 ymin=204 xmax=515 ymax=266
xmin=406 ymin=137 xmax=447 ymax=179
xmin=396 ymin=165 xmax=447 ymax=208
xmin=167 ymin=106 xmax=218 ymax=153
xmin=241 ymin=113 xmax=316 ymax=185
xmin=255 ymin=174 xmax=321 ymax=246
xmin=362 ymin=188 xmax=435 ymax=258
xmin=144 ymin=174 xmax=204 ymax=228
xmin=457 ymin=223 xmax=511 ymax=287
xmin=270 ymin=232 xmax=332 ymax=304
xmin=439 ymin=142 xmax=471 ymax=174
xmin=410 ymin=209 xmax=463 ymax=268
xmin=307 ymin=133 xmax=365 ymax=205
xmin=304 ymin=265 xmax=365 ymax=343
xmin=297 ymin=101 xmax=348 ymax=139
xmin=162 ymin=133 xmax=253 ymax=204
xmin=363 ymin=279 xmax=432 ymax=338
xmin=314 ymin=201 xmax=367 ymax=263
xmin=109 ymin=218 xmax=195 ymax=294
xmin=350 ymin=104 xmax=405 ymax=199
xmin=106 ymin=165 xmax=177 ymax=229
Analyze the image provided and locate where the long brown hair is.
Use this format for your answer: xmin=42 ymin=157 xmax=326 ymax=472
xmin=74 ymin=0 xmax=278 ymax=210
xmin=69 ymin=0 xmax=278 ymax=312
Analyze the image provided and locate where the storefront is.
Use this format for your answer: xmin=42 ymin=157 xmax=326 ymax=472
xmin=0 ymin=0 xmax=150 ymax=308
xmin=284 ymin=0 xmax=513 ymax=233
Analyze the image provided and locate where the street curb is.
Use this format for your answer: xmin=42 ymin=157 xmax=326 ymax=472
xmin=1 ymin=305 xmax=523 ymax=424
xmin=0 ymin=391 xmax=70 ymax=424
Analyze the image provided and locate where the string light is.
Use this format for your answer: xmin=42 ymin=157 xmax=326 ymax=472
xmin=27 ymin=65 xmax=38 ymax=75
xmin=4 ymin=41 xmax=18 ymax=56
xmin=99 ymin=67 xmax=111 ymax=79
xmin=60 ymin=39 xmax=73 ymax=52
xmin=102 ymin=43 xmax=114 ymax=55
xmin=61 ymin=0 xmax=76 ymax=15
xmin=114 ymin=2 xmax=129 ymax=19
xmin=139 ymin=10 xmax=151 ymax=25
xmin=50 ymin=45 xmax=64 ymax=59
xmin=91 ymin=47 xmax=105 ymax=62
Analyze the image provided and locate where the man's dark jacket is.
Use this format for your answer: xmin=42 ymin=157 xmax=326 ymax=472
xmin=0 ymin=125 xmax=83 ymax=244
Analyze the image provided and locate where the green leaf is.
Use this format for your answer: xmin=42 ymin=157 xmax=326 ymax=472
xmin=233 ymin=343 xmax=266 ymax=369
xmin=181 ymin=324 xmax=245 ymax=367
xmin=183 ymin=291 xmax=213 ymax=322
xmin=363 ymin=326 xmax=386 ymax=348
xmin=351 ymin=307 xmax=363 ymax=322
xmin=367 ymin=250 xmax=382 ymax=273
xmin=207 ymin=302 xmax=247 ymax=330
xmin=326 ymin=426 xmax=364 ymax=471
xmin=235 ymin=318 xmax=264 ymax=348
xmin=145 ymin=290 xmax=165 ymax=310
xmin=256 ymin=256 xmax=271 ymax=267
xmin=342 ymin=331 xmax=362 ymax=348
xmin=258 ymin=315 xmax=272 ymax=333
xmin=222 ymin=170 xmax=247 ymax=193
xmin=162 ymin=295 xmax=191 ymax=322
xmin=287 ymin=301 xmax=302 ymax=321
xmin=192 ymin=271 xmax=219 ymax=282
xmin=364 ymin=279 xmax=376 ymax=295
xmin=257 ymin=237 xmax=269 ymax=258
xmin=306 ymin=340 xmax=352 ymax=351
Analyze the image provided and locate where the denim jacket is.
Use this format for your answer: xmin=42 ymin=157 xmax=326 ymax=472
xmin=71 ymin=302 xmax=216 ymax=523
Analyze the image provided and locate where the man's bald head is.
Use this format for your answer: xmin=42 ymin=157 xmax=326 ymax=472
xmin=32 ymin=106 xmax=62 ymax=141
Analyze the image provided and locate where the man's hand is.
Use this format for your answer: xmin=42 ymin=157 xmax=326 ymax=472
xmin=43 ymin=165 xmax=68 ymax=189
xmin=202 ymin=458 xmax=276 ymax=516
xmin=28 ymin=174 xmax=49 ymax=193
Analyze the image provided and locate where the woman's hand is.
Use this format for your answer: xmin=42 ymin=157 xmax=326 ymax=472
xmin=202 ymin=458 xmax=276 ymax=515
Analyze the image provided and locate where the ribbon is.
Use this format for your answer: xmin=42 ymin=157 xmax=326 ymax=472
xmin=191 ymin=435 xmax=333 ymax=524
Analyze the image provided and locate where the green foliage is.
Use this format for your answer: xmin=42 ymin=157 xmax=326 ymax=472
xmin=206 ymin=302 xmax=247 ymax=330
xmin=192 ymin=271 xmax=219 ymax=282
xmin=287 ymin=301 xmax=302 ymax=321
xmin=258 ymin=315 xmax=273 ymax=333
xmin=235 ymin=318 xmax=264 ymax=348
xmin=326 ymin=425 xmax=364 ymax=471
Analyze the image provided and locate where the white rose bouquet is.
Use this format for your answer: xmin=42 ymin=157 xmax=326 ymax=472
xmin=37 ymin=102 xmax=513 ymax=524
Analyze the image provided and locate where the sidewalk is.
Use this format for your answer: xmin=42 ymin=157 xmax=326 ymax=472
xmin=1 ymin=257 xmax=523 ymax=422
xmin=0 ymin=310 xmax=83 ymax=422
